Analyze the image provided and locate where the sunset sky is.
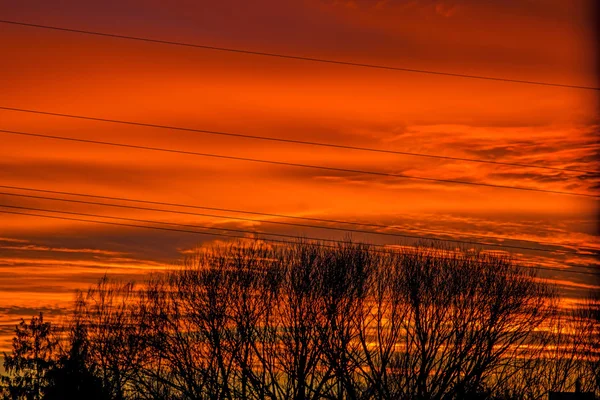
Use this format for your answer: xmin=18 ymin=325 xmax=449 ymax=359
xmin=0 ymin=0 xmax=598 ymax=351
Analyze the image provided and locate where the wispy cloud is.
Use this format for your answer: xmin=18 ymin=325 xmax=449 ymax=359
xmin=0 ymin=244 xmax=127 ymax=256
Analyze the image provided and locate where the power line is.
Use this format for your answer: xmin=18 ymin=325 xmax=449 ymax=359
xmin=0 ymin=106 xmax=596 ymax=175
xmin=1 ymin=19 xmax=598 ymax=91
xmin=0 ymin=203 xmax=594 ymax=276
xmin=0 ymin=203 xmax=360 ymax=245
xmin=1 ymin=190 xmax=592 ymax=257
xmin=1 ymin=129 xmax=596 ymax=198
xmin=0 ymin=190 xmax=595 ymax=256
xmin=8 ymin=185 xmax=593 ymax=256
xmin=3 ymin=186 xmax=596 ymax=255
xmin=0 ymin=207 xmax=596 ymax=277
xmin=0 ymin=204 xmax=596 ymax=276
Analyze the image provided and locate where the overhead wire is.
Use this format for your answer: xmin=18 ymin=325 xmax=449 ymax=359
xmin=0 ymin=19 xmax=598 ymax=91
xmin=0 ymin=189 xmax=596 ymax=257
xmin=0 ymin=106 xmax=596 ymax=175
xmin=0 ymin=206 xmax=597 ymax=277
xmin=1 ymin=129 xmax=596 ymax=198
xmin=2 ymin=185 xmax=596 ymax=254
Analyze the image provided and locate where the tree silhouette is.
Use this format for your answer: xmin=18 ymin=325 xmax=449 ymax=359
xmin=42 ymin=322 xmax=109 ymax=400
xmin=1 ymin=240 xmax=594 ymax=400
xmin=1 ymin=313 xmax=57 ymax=400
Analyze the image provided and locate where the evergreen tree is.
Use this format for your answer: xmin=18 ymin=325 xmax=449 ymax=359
xmin=1 ymin=313 xmax=56 ymax=400
xmin=43 ymin=323 xmax=109 ymax=400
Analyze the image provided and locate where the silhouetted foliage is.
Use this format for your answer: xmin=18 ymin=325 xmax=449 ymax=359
xmin=1 ymin=241 xmax=598 ymax=400
xmin=1 ymin=313 xmax=56 ymax=400
xmin=43 ymin=322 xmax=109 ymax=400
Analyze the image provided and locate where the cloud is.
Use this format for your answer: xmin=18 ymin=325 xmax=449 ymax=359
xmin=0 ymin=237 xmax=29 ymax=244
xmin=0 ymin=245 xmax=126 ymax=256
xmin=0 ymin=305 xmax=68 ymax=317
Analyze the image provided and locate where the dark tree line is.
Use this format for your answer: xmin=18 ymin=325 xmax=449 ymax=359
xmin=1 ymin=241 xmax=598 ymax=400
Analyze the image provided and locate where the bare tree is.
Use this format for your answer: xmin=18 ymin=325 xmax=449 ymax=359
xmin=72 ymin=276 xmax=149 ymax=400
xmin=20 ymin=240 xmax=576 ymax=400
xmin=380 ymin=247 xmax=553 ymax=400
xmin=574 ymin=291 xmax=600 ymax=394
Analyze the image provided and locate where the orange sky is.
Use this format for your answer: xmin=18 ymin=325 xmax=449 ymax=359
xmin=0 ymin=0 xmax=598 ymax=350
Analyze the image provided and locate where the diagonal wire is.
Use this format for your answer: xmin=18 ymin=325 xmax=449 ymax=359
xmin=5 ymin=185 xmax=597 ymax=256
xmin=0 ymin=190 xmax=595 ymax=257
xmin=0 ymin=207 xmax=596 ymax=277
xmin=0 ymin=19 xmax=598 ymax=91
xmin=0 ymin=106 xmax=596 ymax=175
xmin=1 ymin=128 xmax=597 ymax=198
